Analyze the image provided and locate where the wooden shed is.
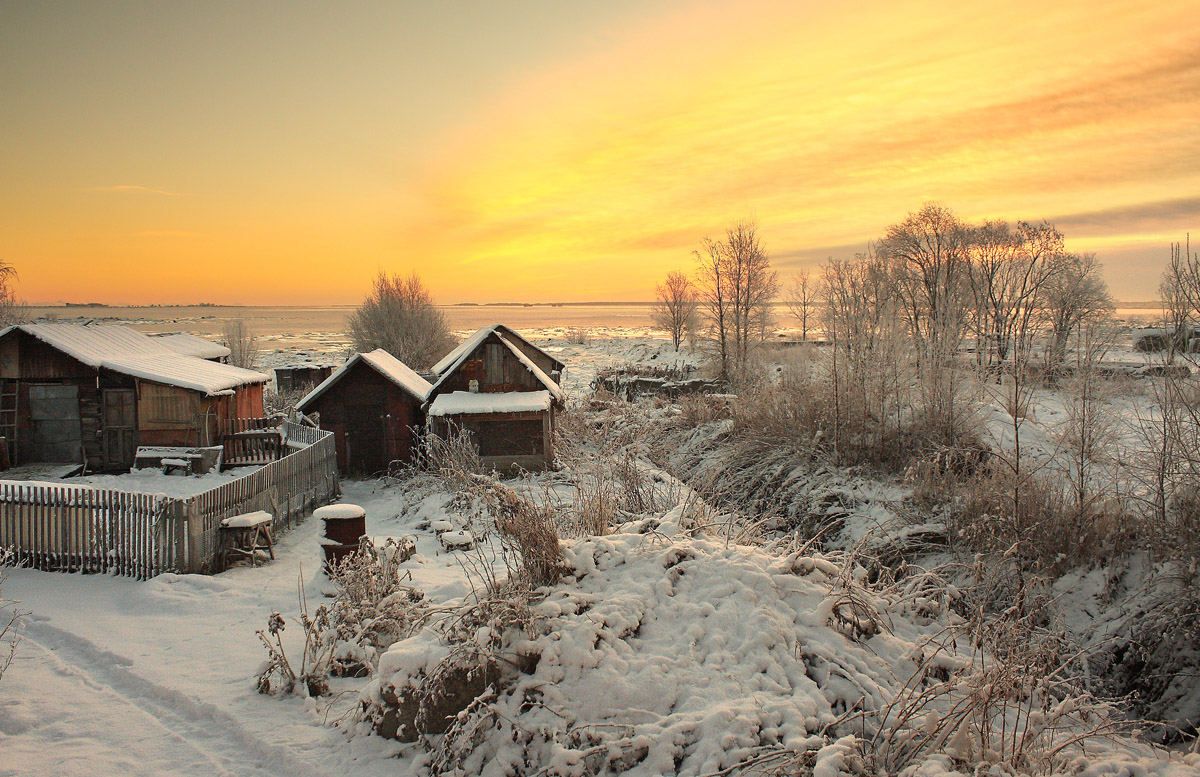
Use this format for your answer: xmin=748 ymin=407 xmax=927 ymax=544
xmin=0 ymin=324 xmax=268 ymax=472
xmin=274 ymin=364 xmax=336 ymax=394
xmin=425 ymin=324 xmax=565 ymax=471
xmin=295 ymin=349 xmax=432 ymax=476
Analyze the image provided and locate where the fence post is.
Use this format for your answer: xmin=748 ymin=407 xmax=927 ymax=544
xmin=182 ymin=497 xmax=204 ymax=574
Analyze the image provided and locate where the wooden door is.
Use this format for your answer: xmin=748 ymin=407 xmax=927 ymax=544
xmin=346 ymin=398 xmax=384 ymax=475
xmin=28 ymin=384 xmax=82 ymax=462
xmin=102 ymin=388 xmax=138 ymax=470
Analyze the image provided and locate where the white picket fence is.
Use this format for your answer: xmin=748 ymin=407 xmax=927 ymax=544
xmin=0 ymin=420 xmax=338 ymax=579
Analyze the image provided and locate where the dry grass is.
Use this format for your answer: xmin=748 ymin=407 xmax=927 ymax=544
xmin=326 ymin=537 xmax=427 ymax=673
xmin=944 ymin=467 xmax=1136 ymax=575
xmin=0 ymin=548 xmax=23 ymax=685
xmin=868 ymin=585 xmax=1132 ymax=775
xmin=405 ymin=422 xmax=485 ymax=483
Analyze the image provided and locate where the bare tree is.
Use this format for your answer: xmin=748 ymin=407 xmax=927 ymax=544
xmin=877 ymin=203 xmax=974 ymax=443
xmin=1137 ymin=235 xmax=1200 ymax=527
xmin=650 ymin=271 xmax=696 ymax=352
xmin=965 ymin=221 xmax=1062 ymax=372
xmin=223 ymin=318 xmax=260 ymax=370
xmin=784 ymin=269 xmax=816 ymax=341
xmin=1042 ymin=252 xmax=1113 ymax=375
xmin=694 ymin=236 xmax=730 ymax=377
xmin=820 ymin=252 xmax=909 ymax=462
xmin=0 ymin=261 xmax=28 ymax=327
xmin=1059 ymin=319 xmax=1118 ymax=518
xmin=347 ymin=272 xmax=455 ymax=370
xmin=694 ymin=219 xmax=778 ymax=381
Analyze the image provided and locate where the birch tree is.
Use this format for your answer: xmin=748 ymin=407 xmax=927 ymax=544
xmin=651 ymin=271 xmax=696 ymax=352
xmin=785 ymin=269 xmax=816 ymax=341
xmin=695 ymin=220 xmax=778 ymax=381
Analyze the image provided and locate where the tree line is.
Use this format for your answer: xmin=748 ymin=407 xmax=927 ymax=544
xmin=653 ymin=203 xmax=1114 ymax=392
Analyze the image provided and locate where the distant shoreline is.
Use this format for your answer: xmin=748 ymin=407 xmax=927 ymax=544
xmin=24 ymin=300 xmax=1168 ymax=309
xmin=28 ymin=301 xmax=658 ymax=309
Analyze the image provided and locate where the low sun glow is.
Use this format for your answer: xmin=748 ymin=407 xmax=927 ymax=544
xmin=1 ymin=0 xmax=1196 ymax=304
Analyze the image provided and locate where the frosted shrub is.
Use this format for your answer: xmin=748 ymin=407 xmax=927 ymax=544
xmin=946 ymin=467 xmax=1131 ymax=575
xmin=871 ymin=612 xmax=1127 ymax=774
xmin=406 ymin=423 xmax=484 ymax=484
xmin=327 ymin=537 xmax=426 ymax=675
xmin=257 ymin=548 xmax=428 ymax=697
xmin=676 ymin=392 xmax=732 ymax=428
xmin=0 ymin=548 xmax=23 ymax=685
xmin=264 ymin=386 xmax=307 ymax=415
xmin=256 ymin=582 xmax=337 ymax=697
xmin=347 ymin=272 xmax=455 ymax=370
xmin=480 ymin=477 xmax=565 ymax=588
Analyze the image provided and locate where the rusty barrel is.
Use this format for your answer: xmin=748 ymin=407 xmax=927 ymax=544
xmin=315 ymin=503 xmax=367 ymax=570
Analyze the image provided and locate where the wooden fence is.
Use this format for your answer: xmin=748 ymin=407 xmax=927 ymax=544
xmin=0 ymin=420 xmax=338 ymax=579
xmin=179 ymin=420 xmax=339 ymax=573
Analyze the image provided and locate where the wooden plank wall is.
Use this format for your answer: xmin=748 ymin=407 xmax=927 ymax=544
xmin=0 ymin=419 xmax=338 ymax=579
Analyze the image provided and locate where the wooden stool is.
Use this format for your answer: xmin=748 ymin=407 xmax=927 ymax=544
xmin=219 ymin=511 xmax=275 ymax=569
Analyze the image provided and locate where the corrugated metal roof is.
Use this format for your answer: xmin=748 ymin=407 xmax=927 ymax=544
xmin=296 ymin=348 xmax=432 ymax=411
xmin=0 ymin=323 xmax=268 ymax=395
xmin=150 ymin=332 xmax=232 ymax=360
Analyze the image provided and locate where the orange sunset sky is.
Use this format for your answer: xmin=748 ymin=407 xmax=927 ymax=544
xmin=1 ymin=0 xmax=1197 ymax=305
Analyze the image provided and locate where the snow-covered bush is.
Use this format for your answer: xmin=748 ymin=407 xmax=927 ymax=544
xmin=257 ymin=544 xmax=428 ymax=697
xmin=360 ymin=578 xmax=544 ymax=751
xmin=327 ymin=536 xmax=426 ymax=675
xmin=361 ymin=524 xmax=1143 ymax=776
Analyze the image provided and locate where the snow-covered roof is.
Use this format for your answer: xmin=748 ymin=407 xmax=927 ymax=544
xmin=296 ymin=348 xmax=432 ymax=411
xmin=150 ymin=332 xmax=232 ymax=360
xmin=1 ymin=323 xmax=268 ymax=395
xmin=427 ymin=390 xmax=551 ymax=417
xmin=431 ymin=324 xmax=564 ymax=376
xmin=496 ymin=333 xmax=563 ymax=401
xmin=274 ymin=361 xmax=339 ymax=372
xmin=427 ymin=325 xmax=564 ymax=402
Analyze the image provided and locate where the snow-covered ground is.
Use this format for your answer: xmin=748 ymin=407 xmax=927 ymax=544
xmin=0 ymin=479 xmax=484 ymax=777
xmin=65 ymin=465 xmax=266 ymax=498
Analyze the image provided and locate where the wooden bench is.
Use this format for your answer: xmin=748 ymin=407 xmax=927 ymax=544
xmin=218 ymin=511 xmax=275 ymax=569
xmin=160 ymin=457 xmax=193 ymax=476
xmin=134 ymin=446 xmax=224 ymax=474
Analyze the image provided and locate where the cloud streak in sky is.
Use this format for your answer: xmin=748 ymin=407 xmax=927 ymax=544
xmin=401 ymin=0 xmax=1200 ymax=300
xmin=6 ymin=0 xmax=1197 ymax=303
xmin=91 ymin=185 xmax=188 ymax=197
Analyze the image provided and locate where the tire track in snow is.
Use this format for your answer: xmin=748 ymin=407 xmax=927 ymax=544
xmin=15 ymin=616 xmax=333 ymax=777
